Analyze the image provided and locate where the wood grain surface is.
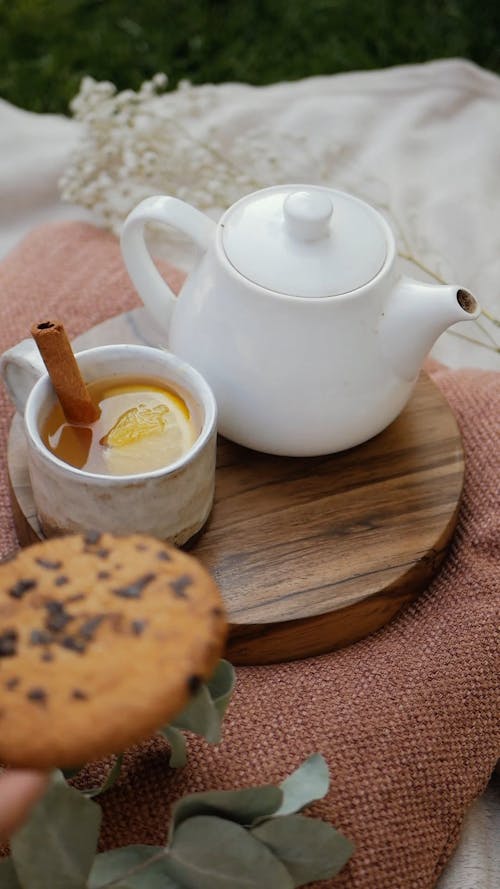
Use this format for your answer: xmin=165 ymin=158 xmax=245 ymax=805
xmin=7 ymin=310 xmax=464 ymax=664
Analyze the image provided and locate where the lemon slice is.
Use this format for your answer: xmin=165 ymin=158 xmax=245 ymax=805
xmin=101 ymin=403 xmax=170 ymax=449
xmin=100 ymin=391 xmax=196 ymax=475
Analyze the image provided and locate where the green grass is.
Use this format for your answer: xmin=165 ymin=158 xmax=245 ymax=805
xmin=0 ymin=0 xmax=498 ymax=115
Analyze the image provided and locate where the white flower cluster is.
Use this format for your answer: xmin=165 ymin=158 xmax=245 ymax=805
xmin=59 ymin=73 xmax=328 ymax=233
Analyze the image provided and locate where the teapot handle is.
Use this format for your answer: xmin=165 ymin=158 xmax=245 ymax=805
xmin=120 ymin=195 xmax=216 ymax=332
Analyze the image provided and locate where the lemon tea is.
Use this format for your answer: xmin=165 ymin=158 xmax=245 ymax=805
xmin=41 ymin=375 xmax=199 ymax=475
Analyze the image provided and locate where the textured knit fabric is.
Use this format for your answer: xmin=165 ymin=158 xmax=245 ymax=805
xmin=0 ymin=222 xmax=498 ymax=889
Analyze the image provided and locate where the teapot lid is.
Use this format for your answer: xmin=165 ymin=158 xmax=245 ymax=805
xmin=220 ymin=186 xmax=388 ymax=297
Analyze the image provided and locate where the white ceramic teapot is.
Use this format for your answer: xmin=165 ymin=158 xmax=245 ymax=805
xmin=121 ymin=185 xmax=480 ymax=456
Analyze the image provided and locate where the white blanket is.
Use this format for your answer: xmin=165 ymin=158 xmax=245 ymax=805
xmin=0 ymin=58 xmax=498 ymax=887
xmin=1 ymin=57 xmax=499 ymax=371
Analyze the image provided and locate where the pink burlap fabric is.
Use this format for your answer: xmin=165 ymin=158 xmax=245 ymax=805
xmin=0 ymin=222 xmax=498 ymax=888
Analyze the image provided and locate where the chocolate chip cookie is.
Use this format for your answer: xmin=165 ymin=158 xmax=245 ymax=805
xmin=0 ymin=531 xmax=227 ymax=768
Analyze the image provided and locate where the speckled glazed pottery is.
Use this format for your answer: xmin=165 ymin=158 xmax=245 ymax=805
xmin=0 ymin=342 xmax=217 ymax=545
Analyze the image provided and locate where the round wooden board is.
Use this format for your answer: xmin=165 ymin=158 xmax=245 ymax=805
xmin=8 ymin=308 xmax=464 ymax=665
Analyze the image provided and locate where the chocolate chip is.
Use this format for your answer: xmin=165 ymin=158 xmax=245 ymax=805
xmin=79 ymin=615 xmax=105 ymax=640
xmin=170 ymin=574 xmax=193 ymax=598
xmin=71 ymin=689 xmax=88 ymax=701
xmin=97 ymin=571 xmax=110 ymax=580
xmin=45 ymin=600 xmax=64 ymax=613
xmin=30 ymin=629 xmax=52 ymax=645
xmin=61 ymin=636 xmax=86 ymax=654
xmin=44 ymin=600 xmax=74 ymax=631
xmin=27 ymin=687 xmax=47 ymax=705
xmin=54 ymin=575 xmax=69 ymax=587
xmin=5 ymin=677 xmax=19 ymax=690
xmin=0 ymin=629 xmax=18 ymax=657
xmin=45 ymin=609 xmax=73 ymax=633
xmin=157 ymin=550 xmax=171 ymax=561
xmin=8 ymin=578 xmax=37 ymax=599
xmin=96 ymin=548 xmax=110 ymax=559
xmin=84 ymin=530 xmax=101 ymax=545
xmin=135 ymin=543 xmax=148 ymax=551
xmin=187 ymin=675 xmax=202 ymax=694
xmin=41 ymin=651 xmax=54 ymax=662
xmin=212 ymin=606 xmax=224 ymax=618
xmin=1 ymin=629 xmax=17 ymax=640
xmin=36 ymin=558 xmax=62 ymax=570
xmin=113 ymin=573 xmax=155 ymax=599
xmin=131 ymin=619 xmax=148 ymax=635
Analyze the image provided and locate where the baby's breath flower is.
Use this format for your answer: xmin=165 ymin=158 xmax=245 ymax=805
xmin=59 ymin=73 xmax=326 ymax=234
xmin=152 ymin=72 xmax=168 ymax=88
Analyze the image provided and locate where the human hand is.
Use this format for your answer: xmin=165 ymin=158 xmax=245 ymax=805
xmin=0 ymin=770 xmax=49 ymax=841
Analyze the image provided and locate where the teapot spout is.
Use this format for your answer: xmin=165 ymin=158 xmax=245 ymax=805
xmin=379 ymin=276 xmax=480 ymax=381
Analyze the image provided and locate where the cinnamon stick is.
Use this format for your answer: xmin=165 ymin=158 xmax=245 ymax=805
xmin=31 ymin=321 xmax=100 ymax=424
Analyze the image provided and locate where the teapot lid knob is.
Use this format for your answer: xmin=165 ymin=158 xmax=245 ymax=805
xmin=220 ymin=185 xmax=389 ymax=297
xmin=284 ymin=190 xmax=333 ymax=241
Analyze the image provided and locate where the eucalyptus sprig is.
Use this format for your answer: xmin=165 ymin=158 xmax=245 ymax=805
xmin=63 ymin=659 xmax=236 ymax=797
xmin=4 ymin=754 xmax=354 ymax=889
xmin=161 ymin=658 xmax=236 ymax=767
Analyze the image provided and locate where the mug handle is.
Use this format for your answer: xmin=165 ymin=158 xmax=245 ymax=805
xmin=120 ymin=195 xmax=216 ymax=332
xmin=0 ymin=338 xmax=46 ymax=414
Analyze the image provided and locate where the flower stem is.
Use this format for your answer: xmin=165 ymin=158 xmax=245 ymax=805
xmin=447 ymin=330 xmax=500 ymax=353
xmin=481 ymin=307 xmax=500 ymax=327
xmin=474 ymin=316 xmax=499 ymax=349
xmin=398 ymin=251 xmax=447 ymax=284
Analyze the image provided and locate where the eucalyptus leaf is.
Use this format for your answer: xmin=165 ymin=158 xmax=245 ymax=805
xmin=205 ymin=659 xmax=236 ymax=721
xmin=169 ymin=784 xmax=283 ymax=839
xmin=169 ymin=684 xmax=220 ymax=743
xmin=164 ymin=815 xmax=294 ymax=889
xmin=85 ymin=754 xmax=124 ymax=798
xmin=165 ymin=659 xmax=236 ymax=748
xmin=252 ymin=814 xmax=355 ymax=886
xmin=10 ymin=769 xmax=101 ymax=889
xmin=89 ymin=845 xmax=179 ymax=889
xmin=161 ymin=726 xmax=188 ymax=768
xmin=0 ymin=857 xmax=21 ymax=888
xmin=274 ymin=754 xmax=330 ymax=816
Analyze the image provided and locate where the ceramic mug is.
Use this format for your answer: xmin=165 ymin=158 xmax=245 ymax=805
xmin=0 ymin=342 xmax=217 ymax=545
